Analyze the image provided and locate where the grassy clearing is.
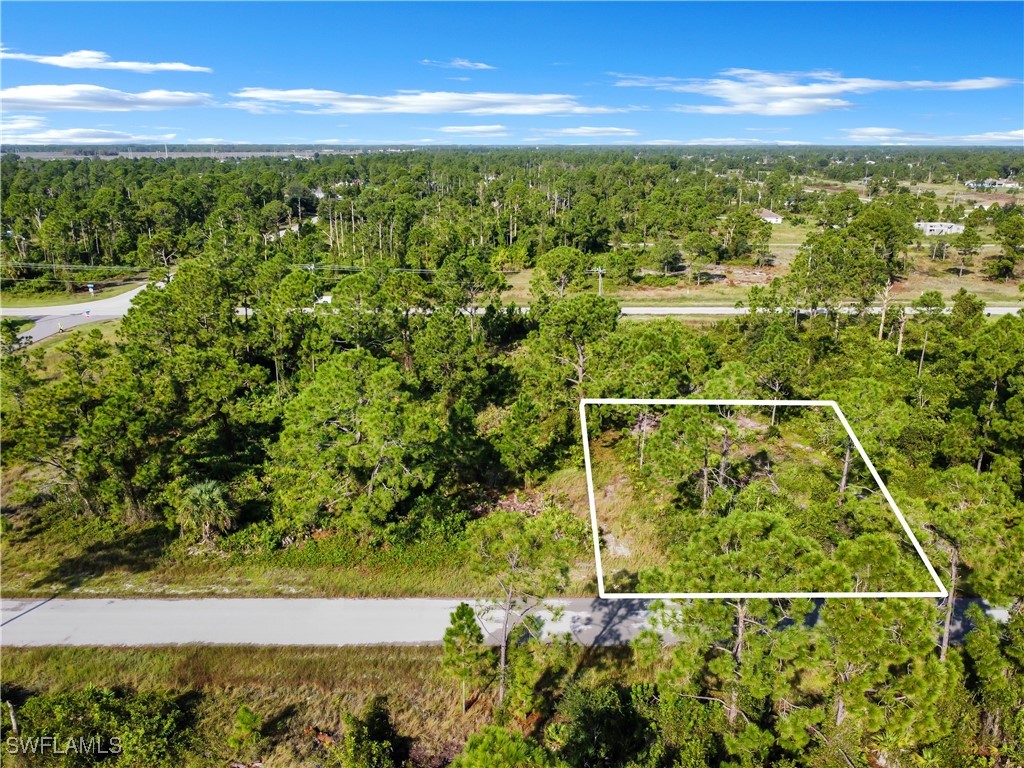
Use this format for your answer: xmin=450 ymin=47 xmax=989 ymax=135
xmin=0 ymin=459 xmax=600 ymax=599
xmin=900 ymin=250 xmax=1023 ymax=304
xmin=0 ymin=643 xmax=651 ymax=766
xmin=503 ymin=267 xmax=773 ymax=307
xmin=0 ymin=512 xmax=491 ymax=598
xmin=585 ymin=433 xmax=672 ymax=588
xmin=0 ymin=281 xmax=143 ymax=308
xmin=0 ymin=645 xmax=490 ymax=766
xmin=501 ymin=238 xmax=1022 ymax=309
xmin=768 ymin=219 xmax=814 ymax=246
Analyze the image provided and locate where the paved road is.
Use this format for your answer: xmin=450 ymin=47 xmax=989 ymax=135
xmin=0 ymin=598 xmax=650 ymax=647
xmin=0 ymin=284 xmax=148 ymax=343
xmin=0 ymin=597 xmax=1008 ymax=648
xmin=2 ymin=285 xmax=1019 ymax=343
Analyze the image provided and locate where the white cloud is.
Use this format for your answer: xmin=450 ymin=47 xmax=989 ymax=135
xmin=312 ymin=138 xmax=438 ymax=145
xmin=959 ymin=128 xmax=1024 ymax=143
xmin=841 ymin=126 xmax=1024 ymax=145
xmin=0 ymin=114 xmax=47 ymax=133
xmin=187 ymin=138 xmax=239 ymax=144
xmin=437 ymin=124 xmax=509 ymax=137
xmin=229 ymin=88 xmax=620 ymax=115
xmin=532 ymin=126 xmax=639 ymax=137
xmin=0 ymin=47 xmax=211 ymax=73
xmin=421 ymin=58 xmax=494 ymax=70
xmin=447 ymin=77 xmax=471 ymax=82
xmin=0 ymin=115 xmax=175 ymax=144
xmin=630 ymin=137 xmax=808 ymax=146
xmin=614 ymin=69 xmax=1016 ymax=116
xmin=0 ymin=84 xmax=213 ymax=111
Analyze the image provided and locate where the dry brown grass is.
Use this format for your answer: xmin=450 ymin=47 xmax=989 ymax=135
xmin=1 ymin=644 xmax=655 ymax=766
xmin=1 ymin=646 xmax=491 ymax=765
xmin=585 ymin=433 xmax=674 ymax=586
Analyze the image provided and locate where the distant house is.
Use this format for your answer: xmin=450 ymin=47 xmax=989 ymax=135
xmin=756 ymin=209 xmax=783 ymax=224
xmin=966 ymin=178 xmax=1021 ymax=190
xmin=914 ymin=222 xmax=965 ymax=236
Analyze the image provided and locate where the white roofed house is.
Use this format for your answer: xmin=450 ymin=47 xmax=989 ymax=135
xmin=756 ymin=208 xmax=783 ymax=224
xmin=914 ymin=222 xmax=965 ymax=236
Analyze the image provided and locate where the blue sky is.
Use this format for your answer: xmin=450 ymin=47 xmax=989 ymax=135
xmin=1 ymin=2 xmax=1021 ymax=146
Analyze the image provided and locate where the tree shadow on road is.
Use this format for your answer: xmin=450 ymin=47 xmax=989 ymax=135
xmin=570 ymin=598 xmax=651 ymax=678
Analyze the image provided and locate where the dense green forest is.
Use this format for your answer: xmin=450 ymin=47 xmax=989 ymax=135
xmin=1 ymin=148 xmax=1023 ymax=766
xmin=2 ymin=147 xmax=1023 ymax=291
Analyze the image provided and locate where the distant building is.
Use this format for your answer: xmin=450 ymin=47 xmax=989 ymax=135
xmin=914 ymin=222 xmax=964 ymax=236
xmin=965 ymin=178 xmax=1021 ymax=190
xmin=756 ymin=209 xmax=783 ymax=224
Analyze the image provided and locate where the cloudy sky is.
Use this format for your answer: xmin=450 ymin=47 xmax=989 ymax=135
xmin=1 ymin=1 xmax=1021 ymax=146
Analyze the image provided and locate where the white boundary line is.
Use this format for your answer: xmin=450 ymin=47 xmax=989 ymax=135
xmin=578 ymin=398 xmax=948 ymax=600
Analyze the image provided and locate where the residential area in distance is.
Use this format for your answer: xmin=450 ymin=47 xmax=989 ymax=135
xmin=1 ymin=2 xmax=1022 ymax=766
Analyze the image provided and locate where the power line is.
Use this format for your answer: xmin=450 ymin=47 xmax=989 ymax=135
xmin=0 ymin=275 xmax=136 ymax=284
xmin=2 ymin=262 xmax=154 ymax=272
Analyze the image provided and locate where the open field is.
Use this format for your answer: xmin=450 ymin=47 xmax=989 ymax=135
xmin=900 ymin=254 xmax=1024 ymax=304
xmin=502 ymin=244 xmax=1022 ymax=309
xmin=801 ymin=175 xmax=1022 ymax=209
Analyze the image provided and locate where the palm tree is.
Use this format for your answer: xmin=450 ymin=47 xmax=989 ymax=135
xmin=176 ymin=480 xmax=234 ymax=544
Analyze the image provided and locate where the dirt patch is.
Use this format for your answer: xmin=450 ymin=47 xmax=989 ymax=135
xmin=735 ymin=413 xmax=768 ymax=433
xmin=493 ymin=490 xmax=549 ymax=517
xmin=604 ymin=532 xmax=632 ymax=558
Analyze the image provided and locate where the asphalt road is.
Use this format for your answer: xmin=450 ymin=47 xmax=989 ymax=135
xmin=1 ymin=284 xmax=147 ymax=343
xmin=4 ymin=285 xmax=1019 ymax=344
xmin=0 ymin=598 xmax=651 ymax=647
xmin=1 ymin=597 xmax=1008 ymax=648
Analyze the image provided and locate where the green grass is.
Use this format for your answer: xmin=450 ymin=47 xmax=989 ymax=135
xmin=0 ymin=511 xmax=490 ymax=598
xmin=27 ymin=319 xmax=121 ymax=377
xmin=0 ymin=462 xmax=600 ymax=599
xmin=0 ymin=281 xmax=143 ymax=308
xmin=583 ymin=433 xmax=671 ymax=587
xmin=2 ymin=317 xmax=35 ymax=334
xmin=768 ymin=219 xmax=814 ymax=246
xmin=0 ymin=643 xmax=652 ymax=767
xmin=0 ymin=646 xmax=491 ymax=766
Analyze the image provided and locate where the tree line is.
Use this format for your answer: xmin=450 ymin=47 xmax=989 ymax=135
xmin=2 ymin=148 xmax=1021 ymax=294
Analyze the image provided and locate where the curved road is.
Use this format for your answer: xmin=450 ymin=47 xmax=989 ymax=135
xmin=1 ymin=284 xmax=148 ymax=343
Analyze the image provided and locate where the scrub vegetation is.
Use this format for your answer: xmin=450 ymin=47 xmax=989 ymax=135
xmin=587 ymin=403 xmax=937 ymax=594
xmin=1 ymin=147 xmax=1022 ymax=765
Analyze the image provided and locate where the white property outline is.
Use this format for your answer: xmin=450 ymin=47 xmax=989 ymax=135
xmin=579 ymin=398 xmax=948 ymax=600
